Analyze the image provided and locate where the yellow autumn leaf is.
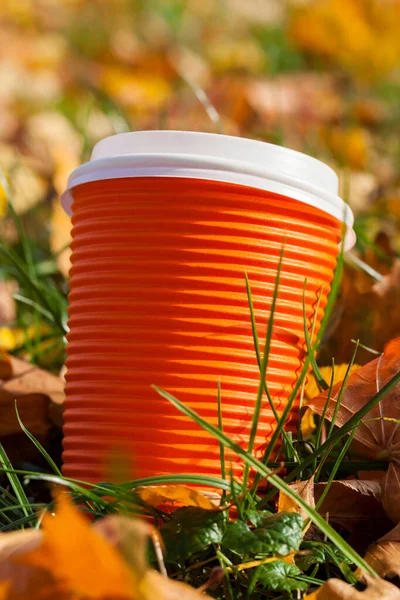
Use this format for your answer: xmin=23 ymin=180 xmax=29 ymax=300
xmin=137 ymin=485 xmax=219 ymax=510
xmin=235 ymin=552 xmax=296 ymax=572
xmin=289 ymin=0 xmax=400 ymax=82
xmin=319 ymin=126 xmax=370 ymax=170
xmin=16 ymin=493 xmax=136 ymax=599
xmin=301 ymin=407 xmax=316 ymax=437
xmin=277 ymin=477 xmax=315 ymax=532
xmin=0 ymin=183 xmax=7 ymax=219
xmin=0 ymin=324 xmax=52 ymax=353
xmin=100 ymin=66 xmax=171 ymax=112
xmin=305 ymin=364 xmax=361 ymax=402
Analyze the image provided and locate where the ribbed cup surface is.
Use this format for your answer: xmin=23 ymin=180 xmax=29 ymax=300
xmin=63 ymin=178 xmax=341 ymax=482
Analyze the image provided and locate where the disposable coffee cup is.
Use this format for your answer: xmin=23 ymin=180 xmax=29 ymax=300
xmin=61 ymin=131 xmax=355 ymax=483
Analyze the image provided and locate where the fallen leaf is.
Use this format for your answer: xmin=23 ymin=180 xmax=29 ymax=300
xmin=16 ymin=494 xmax=137 ymax=598
xmin=0 ymin=281 xmax=17 ymax=326
xmin=94 ymin=516 xmax=206 ymax=600
xmin=1 ymin=355 xmax=65 ymax=406
xmin=0 ymin=354 xmax=65 ymax=462
xmin=319 ymin=126 xmax=371 ymax=170
xmin=289 ymin=0 xmax=400 ymax=82
xmin=371 ymin=260 xmax=400 ymax=349
xmin=99 ymin=66 xmax=172 ymax=112
xmin=137 ymin=485 xmax=219 ymax=510
xmin=305 ymin=364 xmax=361 ymax=402
xmin=278 ymin=477 xmax=315 ymax=526
xmin=0 ymin=494 xmax=207 ymax=599
xmin=309 ymin=337 xmax=400 ymax=522
xmin=0 ymin=144 xmax=47 ymax=215
xmin=0 ymin=529 xmax=43 ymax=597
xmin=301 ymin=407 xmax=316 ymax=437
xmin=314 ymin=480 xmax=390 ymax=544
xmin=247 ymin=73 xmax=342 ymax=126
xmin=139 ymin=570 xmax=207 ymax=600
xmin=363 ymin=522 xmax=400 ymax=579
xmin=0 ymin=351 xmax=12 ymax=380
xmin=304 ymin=574 xmax=400 ymax=599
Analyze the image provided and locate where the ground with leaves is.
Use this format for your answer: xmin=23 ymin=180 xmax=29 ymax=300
xmin=0 ymin=0 xmax=400 ymax=598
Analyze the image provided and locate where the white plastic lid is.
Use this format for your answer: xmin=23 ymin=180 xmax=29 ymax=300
xmin=61 ymin=131 xmax=355 ymax=249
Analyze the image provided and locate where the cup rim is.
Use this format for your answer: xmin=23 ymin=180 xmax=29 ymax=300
xmin=61 ymin=131 xmax=356 ymax=251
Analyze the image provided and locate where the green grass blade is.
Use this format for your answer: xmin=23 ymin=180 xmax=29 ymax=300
xmin=153 ymin=384 xmax=378 ymax=576
xmin=15 ymin=401 xmax=62 ymax=476
xmin=217 ymin=379 xmax=226 ymax=482
xmin=284 ymin=368 xmax=400 ymax=484
xmin=314 ymin=426 xmax=357 ymax=515
xmin=315 ymin=360 xmax=336 ymax=450
xmin=0 ymin=444 xmax=33 ymax=520
xmin=13 ymin=293 xmax=57 ymax=321
xmin=327 ymin=341 xmax=359 ymax=438
xmin=0 ymin=244 xmax=67 ymax=333
xmin=302 ymin=283 xmax=328 ymax=393
xmin=242 ymin=248 xmax=285 ymax=492
xmin=244 ymin=271 xmax=299 ymax=462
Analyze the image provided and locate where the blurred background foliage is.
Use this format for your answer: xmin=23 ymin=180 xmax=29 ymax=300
xmin=0 ymin=0 xmax=399 ymax=369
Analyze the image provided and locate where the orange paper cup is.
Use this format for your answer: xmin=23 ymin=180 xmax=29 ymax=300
xmin=61 ymin=131 xmax=355 ymax=484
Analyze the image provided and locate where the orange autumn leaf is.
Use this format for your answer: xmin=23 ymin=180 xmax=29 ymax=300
xmin=0 ymin=500 xmax=205 ymax=600
xmin=137 ymin=485 xmax=219 ymax=510
xmin=16 ymin=494 xmax=136 ymax=599
xmin=277 ymin=477 xmax=315 ymax=533
xmin=304 ymin=574 xmax=400 ymax=599
xmin=308 ymin=337 xmax=400 ymax=522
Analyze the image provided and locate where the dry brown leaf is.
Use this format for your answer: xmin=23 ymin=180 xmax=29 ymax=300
xmin=309 ymin=337 xmax=400 ymax=522
xmin=314 ymin=479 xmax=389 ymax=542
xmin=247 ymin=73 xmax=342 ymax=126
xmin=0 ymin=355 xmax=65 ymax=459
xmin=137 ymin=485 xmax=219 ymax=510
xmin=0 ymin=529 xmax=42 ymax=597
xmin=2 ymin=355 xmax=65 ymax=406
xmin=0 ymin=282 xmax=17 ymax=326
xmin=304 ymin=574 xmax=400 ymax=599
xmin=371 ymin=261 xmax=400 ymax=348
xmin=0 ymin=351 xmax=12 ymax=380
xmin=363 ymin=522 xmax=400 ymax=579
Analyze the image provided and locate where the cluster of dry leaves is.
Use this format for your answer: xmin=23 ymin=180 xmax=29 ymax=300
xmin=1 ymin=332 xmax=400 ymax=597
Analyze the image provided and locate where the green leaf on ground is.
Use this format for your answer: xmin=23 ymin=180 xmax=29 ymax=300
xmin=160 ymin=507 xmax=226 ymax=563
xmin=222 ymin=512 xmax=303 ymax=559
xmin=296 ymin=541 xmax=353 ymax=571
xmin=245 ymin=509 xmax=273 ymax=527
xmin=254 ymin=512 xmax=303 ymax=556
xmin=257 ymin=560 xmax=308 ymax=592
